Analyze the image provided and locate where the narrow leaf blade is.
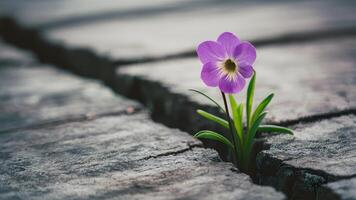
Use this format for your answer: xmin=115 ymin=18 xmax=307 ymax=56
xmin=251 ymin=93 xmax=274 ymax=125
xmin=229 ymin=95 xmax=244 ymax=140
xmin=258 ymin=125 xmax=293 ymax=135
xmin=245 ymin=112 xmax=267 ymax=157
xmin=194 ymin=130 xmax=234 ymax=149
xmin=249 ymin=112 xmax=268 ymax=143
xmin=229 ymin=95 xmax=241 ymax=136
xmin=228 ymin=95 xmax=244 ymax=159
xmin=237 ymin=103 xmax=244 ymax=134
xmin=189 ymin=89 xmax=225 ymax=113
xmin=197 ymin=109 xmax=229 ymax=129
xmin=246 ymin=72 xmax=256 ymax=129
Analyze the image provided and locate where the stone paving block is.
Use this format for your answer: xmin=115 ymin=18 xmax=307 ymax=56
xmin=0 ymin=0 xmax=182 ymax=27
xmin=0 ymin=42 xmax=141 ymax=132
xmin=0 ymin=112 xmax=201 ymax=198
xmin=0 ymin=121 xmax=284 ymax=200
xmin=318 ymin=178 xmax=356 ymax=200
xmin=0 ymin=39 xmax=34 ymax=65
xmin=0 ymin=65 xmax=140 ymax=132
xmin=2 ymin=1 xmax=354 ymax=60
xmin=0 ymin=113 xmax=201 ymax=177
xmin=256 ymin=115 xmax=356 ymax=199
xmin=117 ymin=38 xmax=356 ymax=125
xmin=48 ymin=148 xmax=284 ymax=200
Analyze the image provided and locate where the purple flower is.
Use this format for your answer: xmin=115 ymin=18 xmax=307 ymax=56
xmin=197 ymin=32 xmax=256 ymax=93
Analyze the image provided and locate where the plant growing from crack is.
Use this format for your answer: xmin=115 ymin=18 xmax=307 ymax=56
xmin=192 ymin=32 xmax=293 ymax=172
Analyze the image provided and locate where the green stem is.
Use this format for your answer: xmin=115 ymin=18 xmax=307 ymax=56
xmin=221 ymin=91 xmax=237 ymax=165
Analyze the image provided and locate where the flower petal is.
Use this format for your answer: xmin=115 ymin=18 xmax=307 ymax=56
xmin=233 ymin=42 xmax=256 ymax=65
xmin=218 ymin=73 xmax=246 ymax=94
xmin=238 ymin=64 xmax=254 ymax=78
xmin=197 ymin=41 xmax=226 ymax=64
xmin=201 ymin=62 xmax=221 ymax=87
xmin=217 ymin=32 xmax=240 ymax=57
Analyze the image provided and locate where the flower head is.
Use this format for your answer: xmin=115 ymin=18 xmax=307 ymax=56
xmin=197 ymin=32 xmax=256 ymax=93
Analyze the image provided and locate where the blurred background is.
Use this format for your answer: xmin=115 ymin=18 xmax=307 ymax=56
xmin=1 ymin=0 xmax=355 ymax=60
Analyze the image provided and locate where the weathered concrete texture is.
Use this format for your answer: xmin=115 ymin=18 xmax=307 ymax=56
xmin=0 ymin=39 xmax=34 ymax=65
xmin=256 ymin=115 xmax=356 ymax=199
xmin=0 ymin=113 xmax=201 ymax=180
xmin=0 ymin=140 xmax=284 ymax=200
xmin=5 ymin=0 xmax=354 ymax=59
xmin=0 ymin=62 xmax=140 ymax=132
xmin=0 ymin=0 xmax=194 ymax=27
xmin=117 ymin=38 xmax=356 ymax=127
xmin=318 ymin=178 xmax=356 ymax=200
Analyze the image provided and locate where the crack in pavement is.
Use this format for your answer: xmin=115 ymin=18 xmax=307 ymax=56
xmin=138 ymin=144 xmax=204 ymax=162
xmin=268 ymin=108 xmax=356 ymax=127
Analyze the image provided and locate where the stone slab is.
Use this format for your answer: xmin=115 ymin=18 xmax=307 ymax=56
xmin=0 ymin=65 xmax=140 ymax=132
xmin=0 ymin=0 xmax=183 ymax=27
xmin=0 ymin=113 xmax=201 ymax=176
xmin=256 ymin=115 xmax=356 ymax=199
xmin=117 ymin=38 xmax=356 ymax=125
xmin=1 ymin=0 xmax=353 ymax=60
xmin=318 ymin=177 xmax=356 ymax=200
xmin=0 ymin=39 xmax=34 ymax=66
xmin=0 ymin=43 xmax=141 ymax=132
xmin=0 ymin=119 xmax=284 ymax=200
xmin=258 ymin=114 xmax=356 ymax=178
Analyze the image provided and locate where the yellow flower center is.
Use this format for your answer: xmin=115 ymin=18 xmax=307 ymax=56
xmin=224 ymin=59 xmax=237 ymax=73
xmin=218 ymin=59 xmax=239 ymax=80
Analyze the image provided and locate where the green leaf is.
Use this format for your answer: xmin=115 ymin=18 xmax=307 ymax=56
xmin=249 ymin=112 xmax=267 ymax=141
xmin=246 ymin=72 xmax=256 ymax=129
xmin=245 ymin=112 xmax=267 ymax=155
xmin=235 ymin=103 xmax=244 ymax=161
xmin=194 ymin=130 xmax=234 ymax=149
xmin=197 ymin=109 xmax=229 ymax=129
xmin=237 ymin=104 xmax=244 ymax=132
xmin=229 ymin=95 xmax=243 ymax=140
xmin=229 ymin=95 xmax=239 ymax=130
xmin=257 ymin=125 xmax=293 ymax=135
xmin=251 ymin=93 xmax=274 ymax=125
xmin=189 ymin=89 xmax=225 ymax=113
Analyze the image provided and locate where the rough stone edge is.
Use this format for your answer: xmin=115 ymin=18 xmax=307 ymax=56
xmin=255 ymin=126 xmax=356 ymax=200
xmin=317 ymin=177 xmax=356 ymax=200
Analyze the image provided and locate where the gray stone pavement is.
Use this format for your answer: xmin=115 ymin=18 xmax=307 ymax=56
xmin=0 ymin=1 xmax=356 ymax=199
xmin=0 ymin=40 xmax=33 ymax=65
xmin=0 ymin=47 xmax=136 ymax=131
xmin=0 ymin=0 xmax=183 ymax=26
xmin=256 ymin=115 xmax=356 ymax=199
xmin=117 ymin=38 xmax=356 ymax=124
xmin=1 ymin=0 xmax=355 ymax=60
xmin=0 ymin=42 xmax=285 ymax=200
xmin=0 ymin=64 xmax=140 ymax=132
xmin=319 ymin=178 xmax=356 ymax=200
